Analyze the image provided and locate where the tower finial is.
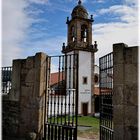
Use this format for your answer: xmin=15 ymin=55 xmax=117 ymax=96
xmin=78 ymin=0 xmax=82 ymax=5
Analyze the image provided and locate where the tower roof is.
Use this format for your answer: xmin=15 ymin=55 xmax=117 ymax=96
xmin=71 ymin=1 xmax=88 ymax=19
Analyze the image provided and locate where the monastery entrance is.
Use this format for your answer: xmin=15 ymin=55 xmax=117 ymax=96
xmin=44 ymin=54 xmax=79 ymax=140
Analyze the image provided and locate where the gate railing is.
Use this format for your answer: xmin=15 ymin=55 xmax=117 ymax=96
xmin=1 ymin=67 xmax=12 ymax=94
xmin=99 ymin=52 xmax=113 ymax=140
xmin=45 ymin=54 xmax=78 ymax=140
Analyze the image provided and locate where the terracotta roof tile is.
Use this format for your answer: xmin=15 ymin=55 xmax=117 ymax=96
xmin=50 ymin=72 xmax=65 ymax=86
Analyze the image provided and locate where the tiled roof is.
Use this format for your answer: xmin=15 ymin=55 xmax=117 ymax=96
xmin=50 ymin=72 xmax=65 ymax=86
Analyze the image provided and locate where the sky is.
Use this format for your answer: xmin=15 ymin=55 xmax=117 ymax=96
xmin=2 ymin=0 xmax=139 ymax=66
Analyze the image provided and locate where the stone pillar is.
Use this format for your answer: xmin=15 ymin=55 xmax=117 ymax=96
xmin=113 ymin=43 xmax=138 ymax=140
xmin=10 ymin=52 xmax=47 ymax=139
xmin=9 ymin=60 xmax=22 ymax=101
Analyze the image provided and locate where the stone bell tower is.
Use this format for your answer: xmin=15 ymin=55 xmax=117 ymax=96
xmin=62 ymin=0 xmax=98 ymax=115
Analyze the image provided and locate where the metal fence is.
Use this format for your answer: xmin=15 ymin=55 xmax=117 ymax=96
xmin=99 ymin=52 xmax=113 ymax=140
xmin=45 ymin=54 xmax=79 ymax=140
xmin=1 ymin=67 xmax=12 ymax=94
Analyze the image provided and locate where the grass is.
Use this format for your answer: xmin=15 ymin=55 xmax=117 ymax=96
xmin=78 ymin=116 xmax=99 ymax=127
xmin=77 ymin=116 xmax=99 ymax=139
xmin=48 ymin=116 xmax=100 ymax=139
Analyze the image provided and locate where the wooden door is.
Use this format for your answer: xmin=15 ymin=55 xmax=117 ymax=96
xmin=82 ymin=103 xmax=88 ymax=116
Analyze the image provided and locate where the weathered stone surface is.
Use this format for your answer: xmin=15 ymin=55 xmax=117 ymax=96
xmin=26 ymin=132 xmax=37 ymax=140
xmin=124 ymin=105 xmax=138 ymax=126
xmin=25 ymin=69 xmax=35 ymax=83
xmin=124 ymin=125 xmax=138 ymax=140
xmin=26 ymin=56 xmax=34 ymax=69
xmin=3 ymin=52 xmax=48 ymax=140
xmin=113 ymin=64 xmax=124 ymax=84
xmin=2 ymin=100 xmax=20 ymax=136
xmin=124 ymin=84 xmax=138 ymax=106
xmin=113 ymin=44 xmax=138 ymax=140
xmin=113 ymin=105 xmax=124 ymax=125
xmin=114 ymin=125 xmax=124 ymax=140
xmin=124 ymin=64 xmax=137 ymax=83
xmin=113 ymin=85 xmax=124 ymax=105
xmin=9 ymin=60 xmax=21 ymax=101
xmin=113 ymin=43 xmax=127 ymax=65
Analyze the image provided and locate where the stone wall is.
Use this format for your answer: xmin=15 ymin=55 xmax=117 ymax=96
xmin=113 ymin=43 xmax=138 ymax=140
xmin=2 ymin=99 xmax=20 ymax=137
xmin=2 ymin=52 xmax=47 ymax=140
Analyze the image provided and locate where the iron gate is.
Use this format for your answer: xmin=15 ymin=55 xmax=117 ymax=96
xmin=99 ymin=52 xmax=113 ymax=140
xmin=44 ymin=54 xmax=79 ymax=140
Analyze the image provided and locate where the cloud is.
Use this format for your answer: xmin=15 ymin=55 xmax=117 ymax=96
xmin=124 ymin=0 xmax=138 ymax=5
xmin=98 ymin=5 xmax=138 ymax=23
xmin=28 ymin=0 xmax=49 ymax=5
xmin=2 ymin=0 xmax=33 ymax=66
xmin=94 ymin=4 xmax=138 ymax=65
xmin=2 ymin=0 xmax=49 ymax=66
xmin=91 ymin=0 xmax=105 ymax=4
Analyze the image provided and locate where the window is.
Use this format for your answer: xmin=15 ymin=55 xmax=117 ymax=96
xmin=81 ymin=25 xmax=88 ymax=42
xmin=83 ymin=77 xmax=88 ymax=84
xmin=94 ymin=74 xmax=99 ymax=84
xmin=71 ymin=26 xmax=75 ymax=42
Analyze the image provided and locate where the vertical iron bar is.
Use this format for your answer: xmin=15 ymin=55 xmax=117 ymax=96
xmin=75 ymin=53 xmax=79 ymax=140
xmin=65 ymin=55 xmax=68 ymax=124
xmin=57 ymin=56 xmax=61 ymax=124
xmin=68 ymin=55 xmax=72 ymax=124
xmin=44 ymin=56 xmax=49 ymax=140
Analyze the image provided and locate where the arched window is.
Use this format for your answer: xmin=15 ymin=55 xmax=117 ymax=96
xmin=71 ymin=26 xmax=75 ymax=42
xmin=81 ymin=25 xmax=88 ymax=42
xmin=94 ymin=74 xmax=99 ymax=85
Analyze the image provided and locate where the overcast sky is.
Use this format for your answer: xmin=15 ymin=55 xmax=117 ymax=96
xmin=2 ymin=0 xmax=139 ymax=66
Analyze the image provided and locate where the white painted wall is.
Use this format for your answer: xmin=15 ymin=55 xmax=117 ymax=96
xmin=78 ymin=51 xmax=92 ymax=114
xmin=64 ymin=51 xmax=93 ymax=115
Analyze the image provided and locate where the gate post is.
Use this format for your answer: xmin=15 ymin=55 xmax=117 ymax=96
xmin=5 ymin=52 xmax=48 ymax=139
xmin=113 ymin=43 xmax=138 ymax=140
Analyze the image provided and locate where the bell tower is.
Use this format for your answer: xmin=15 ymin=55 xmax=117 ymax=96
xmin=62 ymin=0 xmax=98 ymax=115
xmin=62 ymin=0 xmax=97 ymax=53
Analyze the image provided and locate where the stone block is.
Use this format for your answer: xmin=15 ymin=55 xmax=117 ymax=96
xmin=39 ymin=82 xmax=46 ymax=96
xmin=21 ymin=85 xmax=33 ymax=98
xmin=113 ymin=105 xmax=124 ymax=125
xmin=113 ymin=85 xmax=124 ymax=105
xmin=114 ymin=125 xmax=124 ymax=140
xmin=124 ymin=64 xmax=138 ymax=83
xmin=113 ymin=43 xmax=128 ymax=64
xmin=124 ymin=48 xmax=133 ymax=64
xmin=26 ymin=132 xmax=37 ymax=140
xmin=40 ymin=66 xmax=46 ymax=82
xmin=26 ymin=56 xmax=34 ymax=69
xmin=10 ymin=60 xmax=22 ymax=101
xmin=113 ymin=64 xmax=124 ymax=84
xmin=35 ymin=52 xmax=47 ymax=68
xmin=132 ymin=47 xmax=138 ymax=64
xmin=25 ymin=68 xmax=35 ymax=83
xmin=124 ymin=84 xmax=138 ymax=106
xmin=124 ymin=105 xmax=138 ymax=126
xmin=124 ymin=125 xmax=138 ymax=140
